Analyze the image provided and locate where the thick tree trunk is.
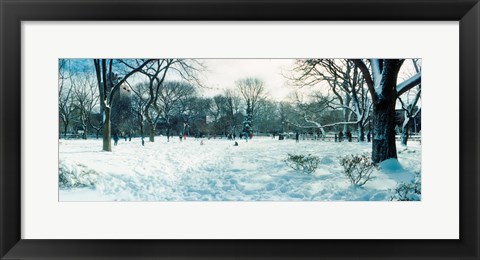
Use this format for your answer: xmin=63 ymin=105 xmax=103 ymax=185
xmin=102 ymin=108 xmax=112 ymax=151
xmin=371 ymin=99 xmax=397 ymax=163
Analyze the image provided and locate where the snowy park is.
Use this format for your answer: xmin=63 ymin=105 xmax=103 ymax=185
xmin=59 ymin=136 xmax=421 ymax=201
xmin=59 ymin=58 xmax=421 ymax=201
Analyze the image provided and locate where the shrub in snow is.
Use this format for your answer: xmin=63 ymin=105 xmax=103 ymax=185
xmin=339 ymin=154 xmax=378 ymax=187
xmin=391 ymin=172 xmax=421 ymax=201
xmin=285 ymin=153 xmax=321 ymax=174
xmin=59 ymin=160 xmax=99 ymax=188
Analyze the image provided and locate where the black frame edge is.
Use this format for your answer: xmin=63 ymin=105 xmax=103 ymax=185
xmin=0 ymin=0 xmax=22 ymax=259
xmin=1 ymin=0 xmax=479 ymax=259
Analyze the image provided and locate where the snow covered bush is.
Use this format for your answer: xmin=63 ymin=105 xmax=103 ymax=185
xmin=285 ymin=153 xmax=321 ymax=174
xmin=59 ymin=160 xmax=99 ymax=188
xmin=391 ymin=172 xmax=421 ymax=201
xmin=339 ymin=154 xmax=378 ymax=187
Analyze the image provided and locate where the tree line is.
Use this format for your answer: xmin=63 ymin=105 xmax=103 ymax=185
xmin=59 ymin=59 xmax=421 ymax=163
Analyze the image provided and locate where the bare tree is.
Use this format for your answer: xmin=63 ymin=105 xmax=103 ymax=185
xmin=398 ymin=59 xmax=421 ymax=146
xmin=157 ymin=81 xmax=196 ymax=141
xmin=178 ymin=95 xmax=211 ymax=137
xmin=130 ymin=82 xmax=150 ymax=140
xmin=58 ymin=60 xmax=76 ymax=138
xmin=93 ymin=59 xmax=153 ymax=151
xmin=286 ymin=91 xmax=337 ymax=136
xmin=255 ymin=99 xmax=281 ymax=134
xmin=223 ymin=88 xmax=242 ymax=135
xmin=132 ymin=59 xmax=174 ymax=142
xmin=129 ymin=59 xmax=205 ymax=142
xmin=210 ymin=95 xmax=228 ymax=136
xmin=352 ymin=59 xmax=421 ymax=163
xmin=291 ymin=59 xmax=372 ymax=141
xmin=71 ymin=73 xmax=99 ymax=139
xmin=235 ymin=77 xmax=265 ymax=129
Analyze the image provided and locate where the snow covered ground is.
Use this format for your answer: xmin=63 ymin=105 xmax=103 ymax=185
xmin=59 ymin=136 xmax=421 ymax=201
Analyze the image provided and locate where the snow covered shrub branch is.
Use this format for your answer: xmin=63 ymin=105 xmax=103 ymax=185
xmin=285 ymin=153 xmax=321 ymax=174
xmin=391 ymin=172 xmax=421 ymax=201
xmin=59 ymin=160 xmax=99 ymax=188
xmin=339 ymin=154 xmax=378 ymax=187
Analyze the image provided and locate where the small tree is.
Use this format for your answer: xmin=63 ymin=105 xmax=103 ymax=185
xmin=339 ymin=154 xmax=378 ymax=186
xmin=242 ymin=113 xmax=253 ymax=138
xmin=285 ymin=154 xmax=321 ymax=174
xmin=391 ymin=172 xmax=421 ymax=201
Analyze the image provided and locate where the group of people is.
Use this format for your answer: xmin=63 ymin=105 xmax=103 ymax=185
xmin=336 ymin=130 xmax=352 ymax=142
xmin=334 ymin=130 xmax=372 ymax=142
xmin=112 ymin=130 xmax=375 ymax=146
xmin=112 ymin=132 xmax=132 ymax=146
xmin=178 ymin=133 xmax=188 ymax=142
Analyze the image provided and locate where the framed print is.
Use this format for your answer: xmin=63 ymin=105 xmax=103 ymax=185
xmin=1 ymin=0 xmax=479 ymax=259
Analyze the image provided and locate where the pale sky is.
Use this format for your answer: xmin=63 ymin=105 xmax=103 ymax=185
xmin=198 ymin=59 xmax=296 ymax=100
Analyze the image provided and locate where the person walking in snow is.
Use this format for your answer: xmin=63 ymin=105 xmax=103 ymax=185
xmin=295 ymin=132 xmax=299 ymax=143
xmin=346 ymin=130 xmax=352 ymax=142
xmin=113 ymin=132 xmax=119 ymax=146
xmin=338 ymin=130 xmax=344 ymax=142
xmin=367 ymin=131 xmax=371 ymax=142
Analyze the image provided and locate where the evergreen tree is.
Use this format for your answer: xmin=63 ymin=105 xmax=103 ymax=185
xmin=242 ymin=113 xmax=253 ymax=138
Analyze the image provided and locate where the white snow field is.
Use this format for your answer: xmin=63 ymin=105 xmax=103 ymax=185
xmin=59 ymin=136 xmax=421 ymax=201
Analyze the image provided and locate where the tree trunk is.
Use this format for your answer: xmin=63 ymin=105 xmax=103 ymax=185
xmin=63 ymin=123 xmax=68 ymax=138
xmin=140 ymin=122 xmax=144 ymax=139
xmin=343 ymin=109 xmax=349 ymax=133
xmin=357 ymin=123 xmax=365 ymax=142
xmin=102 ymin=107 xmax=112 ymax=151
xmin=96 ymin=130 xmax=100 ymax=139
xmin=148 ymin=121 xmax=155 ymax=142
xmin=401 ymin=117 xmax=411 ymax=146
xmin=82 ymin=122 xmax=87 ymax=139
xmin=371 ymin=99 xmax=397 ymax=163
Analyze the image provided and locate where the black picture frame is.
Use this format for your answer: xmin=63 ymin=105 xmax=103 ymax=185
xmin=1 ymin=0 xmax=479 ymax=259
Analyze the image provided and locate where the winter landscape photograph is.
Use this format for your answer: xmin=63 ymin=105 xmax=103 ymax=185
xmin=59 ymin=58 xmax=421 ymax=201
